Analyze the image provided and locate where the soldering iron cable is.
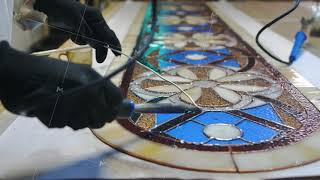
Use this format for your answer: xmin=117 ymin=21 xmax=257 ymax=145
xmin=256 ymin=0 xmax=301 ymax=65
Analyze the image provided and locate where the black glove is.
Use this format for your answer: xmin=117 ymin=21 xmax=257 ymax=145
xmin=34 ymin=0 xmax=122 ymax=63
xmin=0 ymin=41 xmax=123 ymax=130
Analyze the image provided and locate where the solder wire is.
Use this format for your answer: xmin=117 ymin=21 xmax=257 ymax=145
xmin=30 ymin=23 xmax=200 ymax=109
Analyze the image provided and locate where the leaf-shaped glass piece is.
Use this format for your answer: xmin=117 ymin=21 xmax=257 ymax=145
xmin=160 ymin=16 xmax=181 ymax=25
xmin=174 ymin=41 xmax=188 ymax=49
xmin=209 ymin=68 xmax=227 ymax=80
xmin=180 ymin=87 xmax=202 ymax=103
xmin=192 ymin=33 xmax=213 ymax=41
xmin=213 ymin=86 xmax=241 ymax=104
xmin=242 ymin=98 xmax=265 ymax=109
xmin=185 ymin=16 xmax=208 ymax=25
xmin=177 ymin=68 xmax=198 ymax=80
xmin=194 ymin=41 xmax=210 ymax=48
xmin=219 ymin=84 xmax=269 ymax=92
xmin=164 ymin=33 xmax=187 ymax=41
xmin=218 ymin=73 xmax=257 ymax=82
xmin=145 ymin=84 xmax=193 ymax=93
xmin=150 ymin=75 xmax=193 ymax=83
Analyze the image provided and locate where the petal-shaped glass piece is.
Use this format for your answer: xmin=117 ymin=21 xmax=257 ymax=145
xmin=194 ymin=41 xmax=210 ymax=48
xmin=185 ymin=16 xmax=208 ymax=25
xmin=164 ymin=33 xmax=187 ymax=41
xmin=192 ymin=33 xmax=213 ymax=41
xmin=181 ymin=5 xmax=202 ymax=11
xmin=218 ymin=73 xmax=257 ymax=82
xmin=243 ymin=98 xmax=266 ymax=109
xmin=209 ymin=68 xmax=227 ymax=80
xmin=145 ymin=84 xmax=193 ymax=93
xmin=174 ymin=41 xmax=188 ymax=49
xmin=162 ymin=5 xmax=177 ymax=11
xmin=213 ymin=86 xmax=241 ymax=104
xmin=219 ymin=84 xmax=269 ymax=92
xmin=177 ymin=68 xmax=198 ymax=80
xmin=150 ymin=75 xmax=193 ymax=83
xmin=180 ymin=87 xmax=202 ymax=103
xmin=160 ymin=16 xmax=181 ymax=25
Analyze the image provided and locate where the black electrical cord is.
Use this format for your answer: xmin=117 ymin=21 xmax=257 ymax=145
xmin=256 ymin=0 xmax=301 ymax=65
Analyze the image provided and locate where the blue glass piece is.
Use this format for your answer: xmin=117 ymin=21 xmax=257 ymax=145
xmin=221 ymin=59 xmax=241 ymax=68
xmin=242 ymin=104 xmax=283 ymax=124
xmin=159 ymin=59 xmax=177 ymax=69
xmin=156 ymin=113 xmax=184 ymax=125
xmin=193 ymin=112 xmax=242 ymax=125
xmin=215 ymin=48 xmax=230 ymax=55
xmin=159 ymin=24 xmax=212 ymax=33
xmin=162 ymin=50 xmax=224 ymax=65
xmin=237 ymin=120 xmax=278 ymax=143
xmin=166 ymin=121 xmax=208 ymax=143
xmin=207 ymin=139 xmax=247 ymax=146
xmin=159 ymin=10 xmax=201 ymax=16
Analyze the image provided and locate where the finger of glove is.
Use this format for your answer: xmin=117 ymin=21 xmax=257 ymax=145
xmin=95 ymin=46 xmax=108 ymax=63
xmin=106 ymin=29 xmax=122 ymax=56
xmin=84 ymin=8 xmax=122 ymax=56
xmin=93 ymin=22 xmax=122 ymax=56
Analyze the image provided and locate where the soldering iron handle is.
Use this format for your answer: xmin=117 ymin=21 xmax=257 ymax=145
xmin=290 ymin=31 xmax=307 ymax=62
xmin=116 ymin=99 xmax=135 ymax=119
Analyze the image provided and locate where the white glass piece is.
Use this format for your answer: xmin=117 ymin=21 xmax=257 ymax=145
xmin=174 ymin=41 xmax=187 ymax=49
xmin=145 ymin=84 xmax=193 ymax=93
xmin=194 ymin=41 xmax=210 ymax=48
xmin=219 ymin=84 xmax=269 ymax=92
xmin=177 ymin=68 xmax=198 ymax=80
xmin=160 ymin=16 xmax=180 ymax=25
xmin=243 ymin=98 xmax=266 ymax=109
xmin=192 ymin=33 xmax=213 ymax=41
xmin=177 ymin=26 xmax=193 ymax=31
xmin=204 ymin=124 xmax=242 ymax=140
xmin=185 ymin=54 xmax=207 ymax=60
xmin=132 ymin=91 xmax=158 ymax=101
xmin=164 ymin=33 xmax=186 ymax=41
xmin=150 ymin=75 xmax=193 ymax=83
xmin=180 ymin=87 xmax=202 ymax=103
xmin=213 ymin=86 xmax=241 ymax=104
xmin=181 ymin=5 xmax=201 ymax=11
xmin=185 ymin=16 xmax=207 ymax=25
xmin=209 ymin=68 xmax=227 ymax=80
xmin=218 ymin=73 xmax=257 ymax=82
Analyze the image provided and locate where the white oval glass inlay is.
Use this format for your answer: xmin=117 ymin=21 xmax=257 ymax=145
xmin=185 ymin=54 xmax=207 ymax=60
xmin=203 ymin=124 xmax=242 ymax=140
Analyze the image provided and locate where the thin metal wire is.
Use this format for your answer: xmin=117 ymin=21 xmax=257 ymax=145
xmin=104 ymin=47 xmax=201 ymax=108
xmin=32 ymin=37 xmax=200 ymax=109
xmin=27 ymin=6 xmax=200 ymax=108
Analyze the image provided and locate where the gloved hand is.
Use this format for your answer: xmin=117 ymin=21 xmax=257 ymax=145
xmin=0 ymin=41 xmax=123 ymax=130
xmin=34 ymin=0 xmax=121 ymax=63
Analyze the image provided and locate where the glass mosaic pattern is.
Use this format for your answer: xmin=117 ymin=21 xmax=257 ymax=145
xmin=127 ymin=1 xmax=320 ymax=150
xmin=93 ymin=1 xmax=320 ymax=173
xmin=123 ymin=1 xmax=310 ymax=147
